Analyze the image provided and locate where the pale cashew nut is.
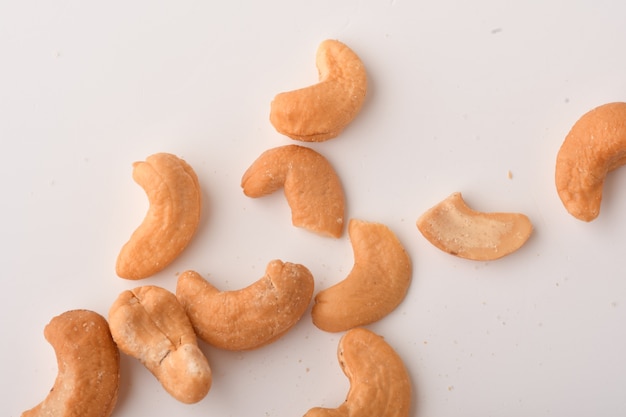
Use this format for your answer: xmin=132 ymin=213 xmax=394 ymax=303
xmin=416 ymin=192 xmax=533 ymax=260
xmin=555 ymin=101 xmax=626 ymax=221
xmin=311 ymin=219 xmax=412 ymax=333
xmin=270 ymin=39 xmax=367 ymax=142
xmin=176 ymin=259 xmax=315 ymax=351
xmin=116 ymin=152 xmax=202 ymax=279
xmin=108 ymin=285 xmax=212 ymax=404
xmin=303 ymin=327 xmax=412 ymax=417
xmin=21 ymin=310 xmax=120 ymax=417
xmin=241 ymin=145 xmax=345 ymax=238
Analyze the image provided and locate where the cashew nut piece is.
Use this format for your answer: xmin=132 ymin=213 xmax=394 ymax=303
xmin=416 ymin=192 xmax=533 ymax=260
xmin=176 ymin=259 xmax=315 ymax=351
xmin=108 ymin=285 xmax=212 ymax=404
xmin=303 ymin=327 xmax=412 ymax=417
xmin=270 ymin=39 xmax=367 ymax=142
xmin=116 ymin=152 xmax=202 ymax=279
xmin=555 ymin=102 xmax=626 ymax=221
xmin=311 ymin=219 xmax=412 ymax=333
xmin=241 ymin=144 xmax=345 ymax=238
xmin=21 ymin=310 xmax=120 ymax=417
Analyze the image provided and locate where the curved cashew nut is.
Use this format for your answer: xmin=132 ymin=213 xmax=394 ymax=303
xmin=241 ymin=145 xmax=345 ymax=238
xmin=304 ymin=327 xmax=412 ymax=417
xmin=115 ymin=152 xmax=202 ymax=279
xmin=311 ymin=219 xmax=412 ymax=333
xmin=416 ymin=192 xmax=533 ymax=260
xmin=270 ymin=39 xmax=367 ymax=142
xmin=176 ymin=259 xmax=315 ymax=351
xmin=555 ymin=102 xmax=626 ymax=221
xmin=108 ymin=285 xmax=212 ymax=404
xmin=21 ymin=310 xmax=120 ymax=417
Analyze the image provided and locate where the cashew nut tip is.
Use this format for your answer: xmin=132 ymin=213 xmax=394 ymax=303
xmin=270 ymin=39 xmax=367 ymax=142
xmin=555 ymin=102 xmax=626 ymax=221
xmin=416 ymin=192 xmax=533 ymax=261
xmin=176 ymin=259 xmax=315 ymax=351
xmin=21 ymin=310 xmax=120 ymax=417
xmin=241 ymin=145 xmax=346 ymax=238
xmin=312 ymin=219 xmax=412 ymax=333
xmin=108 ymin=285 xmax=212 ymax=404
xmin=303 ymin=328 xmax=412 ymax=417
xmin=115 ymin=152 xmax=202 ymax=280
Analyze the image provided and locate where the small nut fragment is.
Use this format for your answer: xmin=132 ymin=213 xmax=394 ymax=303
xmin=303 ymin=327 xmax=412 ymax=417
xmin=241 ymin=145 xmax=345 ymax=237
xmin=270 ymin=39 xmax=367 ymax=142
xmin=21 ymin=310 xmax=120 ymax=417
xmin=116 ymin=152 xmax=202 ymax=279
xmin=108 ymin=285 xmax=212 ymax=404
xmin=176 ymin=260 xmax=314 ymax=351
xmin=555 ymin=102 xmax=626 ymax=221
xmin=311 ymin=219 xmax=412 ymax=333
xmin=416 ymin=192 xmax=533 ymax=260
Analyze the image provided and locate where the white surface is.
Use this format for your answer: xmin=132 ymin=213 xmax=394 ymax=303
xmin=2 ymin=1 xmax=626 ymax=416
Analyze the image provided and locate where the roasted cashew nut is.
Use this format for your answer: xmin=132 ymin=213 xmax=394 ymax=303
xmin=176 ymin=259 xmax=315 ymax=351
xmin=311 ymin=219 xmax=412 ymax=333
xmin=304 ymin=327 xmax=412 ymax=417
xmin=241 ymin=145 xmax=345 ymax=238
xmin=270 ymin=39 xmax=367 ymax=142
xmin=21 ymin=310 xmax=120 ymax=417
xmin=116 ymin=152 xmax=202 ymax=279
xmin=555 ymin=102 xmax=626 ymax=221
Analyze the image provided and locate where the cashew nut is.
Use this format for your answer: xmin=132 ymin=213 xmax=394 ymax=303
xmin=108 ymin=285 xmax=212 ymax=404
xmin=416 ymin=192 xmax=533 ymax=260
xmin=311 ymin=219 xmax=412 ymax=333
xmin=176 ymin=259 xmax=315 ymax=351
xmin=555 ymin=102 xmax=626 ymax=221
xmin=303 ymin=327 xmax=412 ymax=417
xmin=21 ymin=310 xmax=120 ymax=417
xmin=270 ymin=39 xmax=367 ymax=142
xmin=116 ymin=152 xmax=202 ymax=279
xmin=241 ymin=145 xmax=345 ymax=238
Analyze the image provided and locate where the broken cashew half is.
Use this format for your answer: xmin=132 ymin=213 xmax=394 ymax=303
xmin=416 ymin=192 xmax=533 ymax=261
xmin=270 ymin=39 xmax=367 ymax=142
xmin=241 ymin=145 xmax=346 ymax=238
xmin=108 ymin=285 xmax=212 ymax=404
xmin=311 ymin=219 xmax=412 ymax=333
xmin=21 ymin=310 xmax=120 ymax=417
xmin=555 ymin=101 xmax=626 ymax=221
xmin=116 ymin=152 xmax=202 ymax=279
xmin=304 ymin=327 xmax=412 ymax=417
xmin=176 ymin=259 xmax=314 ymax=351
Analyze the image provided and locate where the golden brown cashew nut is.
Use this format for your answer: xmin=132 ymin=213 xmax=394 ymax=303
xmin=241 ymin=145 xmax=345 ymax=237
xmin=21 ymin=310 xmax=120 ymax=417
xmin=304 ymin=327 xmax=412 ymax=417
xmin=416 ymin=192 xmax=533 ymax=260
xmin=270 ymin=39 xmax=367 ymax=142
xmin=555 ymin=102 xmax=626 ymax=221
xmin=116 ymin=152 xmax=202 ymax=279
xmin=311 ymin=219 xmax=412 ymax=333
xmin=108 ymin=285 xmax=212 ymax=404
xmin=176 ymin=260 xmax=314 ymax=351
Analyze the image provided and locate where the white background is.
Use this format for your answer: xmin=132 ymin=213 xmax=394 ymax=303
xmin=2 ymin=1 xmax=626 ymax=416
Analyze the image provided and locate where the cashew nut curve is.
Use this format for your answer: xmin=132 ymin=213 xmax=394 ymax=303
xmin=311 ymin=219 xmax=412 ymax=333
xmin=21 ymin=310 xmax=120 ymax=417
xmin=108 ymin=285 xmax=212 ymax=404
xmin=416 ymin=192 xmax=533 ymax=260
xmin=241 ymin=145 xmax=345 ymax=238
xmin=270 ymin=39 xmax=367 ymax=142
xmin=555 ymin=101 xmax=626 ymax=221
xmin=176 ymin=259 xmax=315 ymax=351
xmin=303 ymin=327 xmax=412 ymax=417
xmin=116 ymin=152 xmax=202 ymax=280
